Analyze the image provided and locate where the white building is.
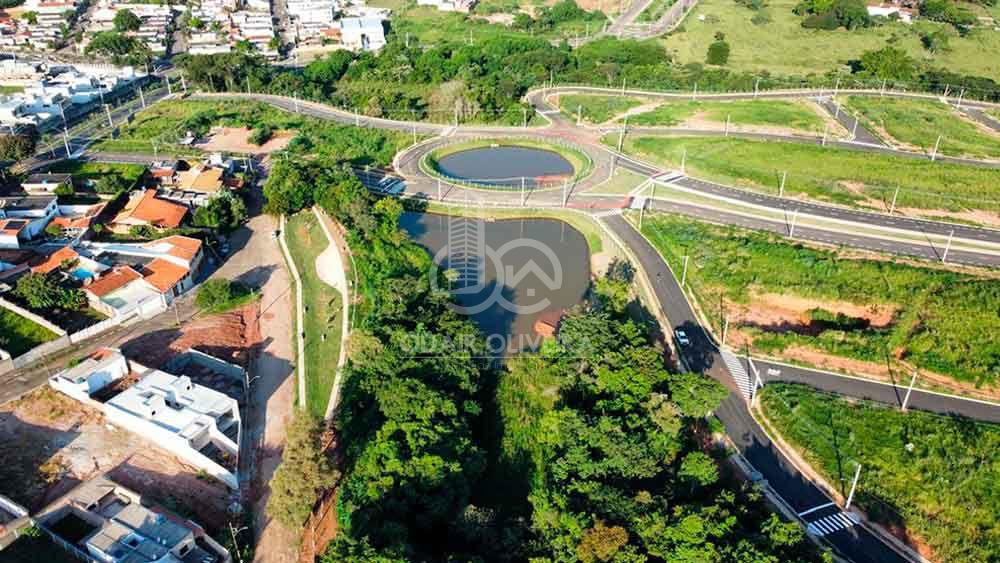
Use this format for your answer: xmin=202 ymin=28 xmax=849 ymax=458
xmin=37 ymin=476 xmax=232 ymax=563
xmin=338 ymin=16 xmax=385 ymax=51
xmin=416 ymin=0 xmax=477 ymax=12
xmin=0 ymin=195 xmax=58 ymax=248
xmin=49 ymin=349 xmax=242 ymax=490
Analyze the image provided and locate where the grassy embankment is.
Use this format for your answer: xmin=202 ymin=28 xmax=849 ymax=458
xmin=93 ymin=100 xmax=415 ymax=165
xmin=611 ymin=135 xmax=1000 ymax=213
xmin=638 ymin=214 xmax=1000 ymax=389
xmin=0 ymin=309 xmax=59 ymax=357
xmin=845 ymin=96 xmax=1000 ymax=160
xmin=663 ymin=0 xmax=1000 ymax=81
xmin=627 ymin=99 xmax=829 ymax=133
xmin=391 ymin=4 xmax=605 ymax=45
xmin=285 ymin=212 xmax=343 ymax=418
xmin=557 ymin=94 xmax=644 ymax=124
xmin=759 ymin=383 xmax=1000 ymax=563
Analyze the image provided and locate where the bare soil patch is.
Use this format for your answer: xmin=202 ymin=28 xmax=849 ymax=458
xmin=727 ymin=291 xmax=897 ymax=336
xmin=122 ymin=304 xmax=261 ymax=371
xmin=197 ymin=127 xmax=293 ymax=155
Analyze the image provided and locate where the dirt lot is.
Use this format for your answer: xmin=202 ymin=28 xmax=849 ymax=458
xmin=121 ymin=304 xmax=262 ymax=371
xmin=197 ymin=127 xmax=293 ymax=155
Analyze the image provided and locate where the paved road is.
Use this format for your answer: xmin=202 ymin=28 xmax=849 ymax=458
xmin=604 ymin=213 xmax=915 ymax=563
xmin=815 ymin=97 xmax=885 ymax=146
xmin=955 ymin=104 xmax=1000 ymax=134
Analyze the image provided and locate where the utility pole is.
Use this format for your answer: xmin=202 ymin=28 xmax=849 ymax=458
xmin=942 ymin=229 xmax=954 ymax=263
xmin=617 ymin=115 xmax=628 ymax=151
xmin=680 ymin=147 xmax=686 ymax=174
xmin=355 ymin=109 xmax=360 ymax=127
xmin=152 ymin=141 xmax=158 ymax=159
xmin=931 ymin=135 xmax=941 ymax=161
xmin=788 ymin=209 xmax=799 ymax=237
xmin=294 ymin=92 xmax=300 ymax=114
xmin=845 ymin=464 xmax=862 ymax=510
xmin=180 ymin=74 xmax=187 ymax=93
xmin=851 ymin=117 xmax=858 ymax=140
xmin=562 ymin=179 xmax=568 ymax=207
xmin=834 ymin=75 xmax=841 ymax=97
xmin=412 ymin=124 xmax=416 ymax=144
xmin=137 ymin=85 xmax=146 ymax=108
xmin=692 ymin=82 xmax=697 ymax=101
xmin=577 ymin=104 xmax=582 ymax=125
xmin=822 ymin=124 xmax=829 ymax=146
xmin=247 ymin=76 xmax=251 ymax=94
xmin=104 ymin=104 xmax=113 ymax=128
xmin=889 ymin=186 xmax=899 ymax=214
xmin=834 ymin=102 xmax=841 ymax=119
xmin=522 ymin=107 xmax=527 ymax=129
xmin=520 ymin=176 xmax=527 ymax=206
xmin=753 ymin=78 xmax=760 ymax=100
xmin=437 ymin=178 xmax=442 ymax=200
xmin=680 ymin=255 xmax=689 ymax=286
xmin=722 ymin=316 xmax=729 ymax=346
xmin=880 ymin=78 xmax=886 ymax=97
xmin=620 ymin=76 xmax=626 ymax=96
xmin=165 ymin=75 xmax=172 ymax=95
xmin=901 ymin=369 xmax=919 ymax=412
xmin=62 ymin=130 xmax=70 ymax=157
xmin=957 ymin=88 xmax=965 ymax=108
xmin=724 ymin=114 xmax=730 ymax=136
xmin=779 ymin=171 xmax=786 ymax=197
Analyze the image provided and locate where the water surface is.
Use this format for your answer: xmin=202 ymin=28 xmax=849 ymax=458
xmin=435 ymin=146 xmax=574 ymax=187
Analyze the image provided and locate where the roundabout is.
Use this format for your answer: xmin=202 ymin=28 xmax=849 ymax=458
xmin=416 ymin=136 xmax=596 ymax=191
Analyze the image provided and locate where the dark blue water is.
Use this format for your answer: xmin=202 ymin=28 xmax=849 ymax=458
xmin=401 ymin=212 xmax=591 ymax=354
xmin=435 ymin=146 xmax=575 ymax=188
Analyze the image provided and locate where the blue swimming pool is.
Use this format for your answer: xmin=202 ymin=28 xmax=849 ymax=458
xmin=70 ymin=268 xmax=95 ymax=281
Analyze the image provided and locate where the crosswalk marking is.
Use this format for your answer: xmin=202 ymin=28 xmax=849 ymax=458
xmin=592 ymin=208 xmax=624 ymax=218
xmin=806 ymin=512 xmax=860 ymax=537
xmin=720 ymin=347 xmax=753 ymax=400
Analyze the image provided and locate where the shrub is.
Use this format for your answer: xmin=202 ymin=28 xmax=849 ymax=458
xmin=195 ymin=279 xmax=254 ymax=312
xmin=249 ymin=124 xmax=273 ymax=146
xmin=267 ymin=413 xmax=337 ymax=528
xmin=706 ymin=40 xmax=731 ymax=65
xmin=751 ymin=8 xmax=773 ymax=24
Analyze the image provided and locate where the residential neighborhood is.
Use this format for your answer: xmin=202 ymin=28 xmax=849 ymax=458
xmin=1 ymin=0 xmax=1000 ymax=561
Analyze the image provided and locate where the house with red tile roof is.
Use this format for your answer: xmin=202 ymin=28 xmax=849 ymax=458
xmin=111 ymin=190 xmax=188 ymax=233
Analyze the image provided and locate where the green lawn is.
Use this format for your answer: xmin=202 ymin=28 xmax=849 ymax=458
xmin=846 ymin=96 xmax=1000 ymax=159
xmin=46 ymin=161 xmax=147 ymax=186
xmin=638 ymin=214 xmax=1000 ymax=387
xmin=286 ymin=212 xmax=343 ymax=418
xmin=628 ymin=99 xmax=827 ymax=133
xmin=637 ymin=0 xmax=676 ymax=22
xmin=662 ymin=0 xmax=1000 ymax=81
xmin=759 ymin=383 xmax=1000 ymax=563
xmin=558 ymin=94 xmax=644 ymax=124
xmin=612 ymin=135 xmax=1000 ymax=212
xmin=391 ymin=4 xmax=604 ymax=45
xmin=0 ymin=85 xmax=24 ymax=94
xmin=0 ymin=308 xmax=59 ymax=357
xmin=589 ymin=167 xmax=647 ymax=194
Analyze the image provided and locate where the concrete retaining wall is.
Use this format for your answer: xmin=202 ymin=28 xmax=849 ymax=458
xmin=0 ymin=297 xmax=67 ymax=336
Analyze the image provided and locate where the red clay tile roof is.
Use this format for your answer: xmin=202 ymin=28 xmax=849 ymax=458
xmin=31 ymin=245 xmax=79 ymax=274
xmin=85 ymin=266 xmax=143 ymax=298
xmin=0 ymin=219 xmax=28 ymax=236
xmin=148 ymin=235 xmax=202 ymax=263
xmin=114 ymin=190 xmax=188 ymax=229
xmin=141 ymin=258 xmax=188 ymax=293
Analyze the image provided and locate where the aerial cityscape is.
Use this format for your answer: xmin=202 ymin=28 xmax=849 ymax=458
xmin=0 ymin=0 xmax=998 ymax=561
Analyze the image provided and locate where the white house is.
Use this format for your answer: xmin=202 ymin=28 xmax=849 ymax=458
xmin=49 ymin=349 xmax=242 ymax=490
xmin=416 ymin=0 xmax=477 ymax=12
xmin=0 ymin=195 xmax=58 ymax=247
xmin=37 ymin=476 xmax=232 ymax=563
xmin=338 ymin=17 xmax=385 ymax=51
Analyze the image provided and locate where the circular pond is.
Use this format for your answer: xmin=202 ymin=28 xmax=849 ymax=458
xmin=433 ymin=145 xmax=578 ymax=188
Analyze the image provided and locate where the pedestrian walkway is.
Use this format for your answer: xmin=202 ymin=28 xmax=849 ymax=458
xmin=720 ymin=347 xmax=754 ymax=400
xmin=806 ymin=511 xmax=861 ymax=537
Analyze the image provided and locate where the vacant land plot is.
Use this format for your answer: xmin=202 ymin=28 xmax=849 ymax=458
xmin=0 ymin=308 xmax=58 ymax=357
xmin=628 ymin=99 xmax=829 ymax=134
xmin=557 ymin=94 xmax=645 ymax=124
xmin=614 ymin=135 xmax=1000 ymax=217
xmin=391 ymin=4 xmax=602 ymax=45
xmin=639 ymin=214 xmax=1000 ymax=393
xmin=759 ymin=383 xmax=1000 ymax=563
xmin=286 ymin=212 xmax=343 ymax=418
xmin=2 ymin=528 xmax=77 ymax=563
xmin=46 ymin=161 xmax=146 ymax=186
xmin=196 ymin=126 xmax=294 ymax=154
xmin=663 ymin=0 xmax=1000 ymax=81
xmin=845 ymin=96 xmax=1000 ymax=160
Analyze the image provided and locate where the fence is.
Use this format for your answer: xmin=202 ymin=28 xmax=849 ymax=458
xmin=0 ymin=296 xmax=67 ymax=336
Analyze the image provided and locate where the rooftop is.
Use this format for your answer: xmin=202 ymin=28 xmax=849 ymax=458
xmin=0 ymin=194 xmax=55 ymax=212
xmin=85 ymin=266 xmax=143 ymax=298
xmin=114 ymin=190 xmax=187 ymax=229
xmin=31 ymin=245 xmax=79 ymax=274
xmin=24 ymin=172 xmax=71 ymax=185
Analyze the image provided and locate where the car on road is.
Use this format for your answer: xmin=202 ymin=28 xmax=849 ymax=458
xmin=674 ymin=329 xmax=690 ymax=347
xmin=376 ymin=176 xmax=405 ymax=195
